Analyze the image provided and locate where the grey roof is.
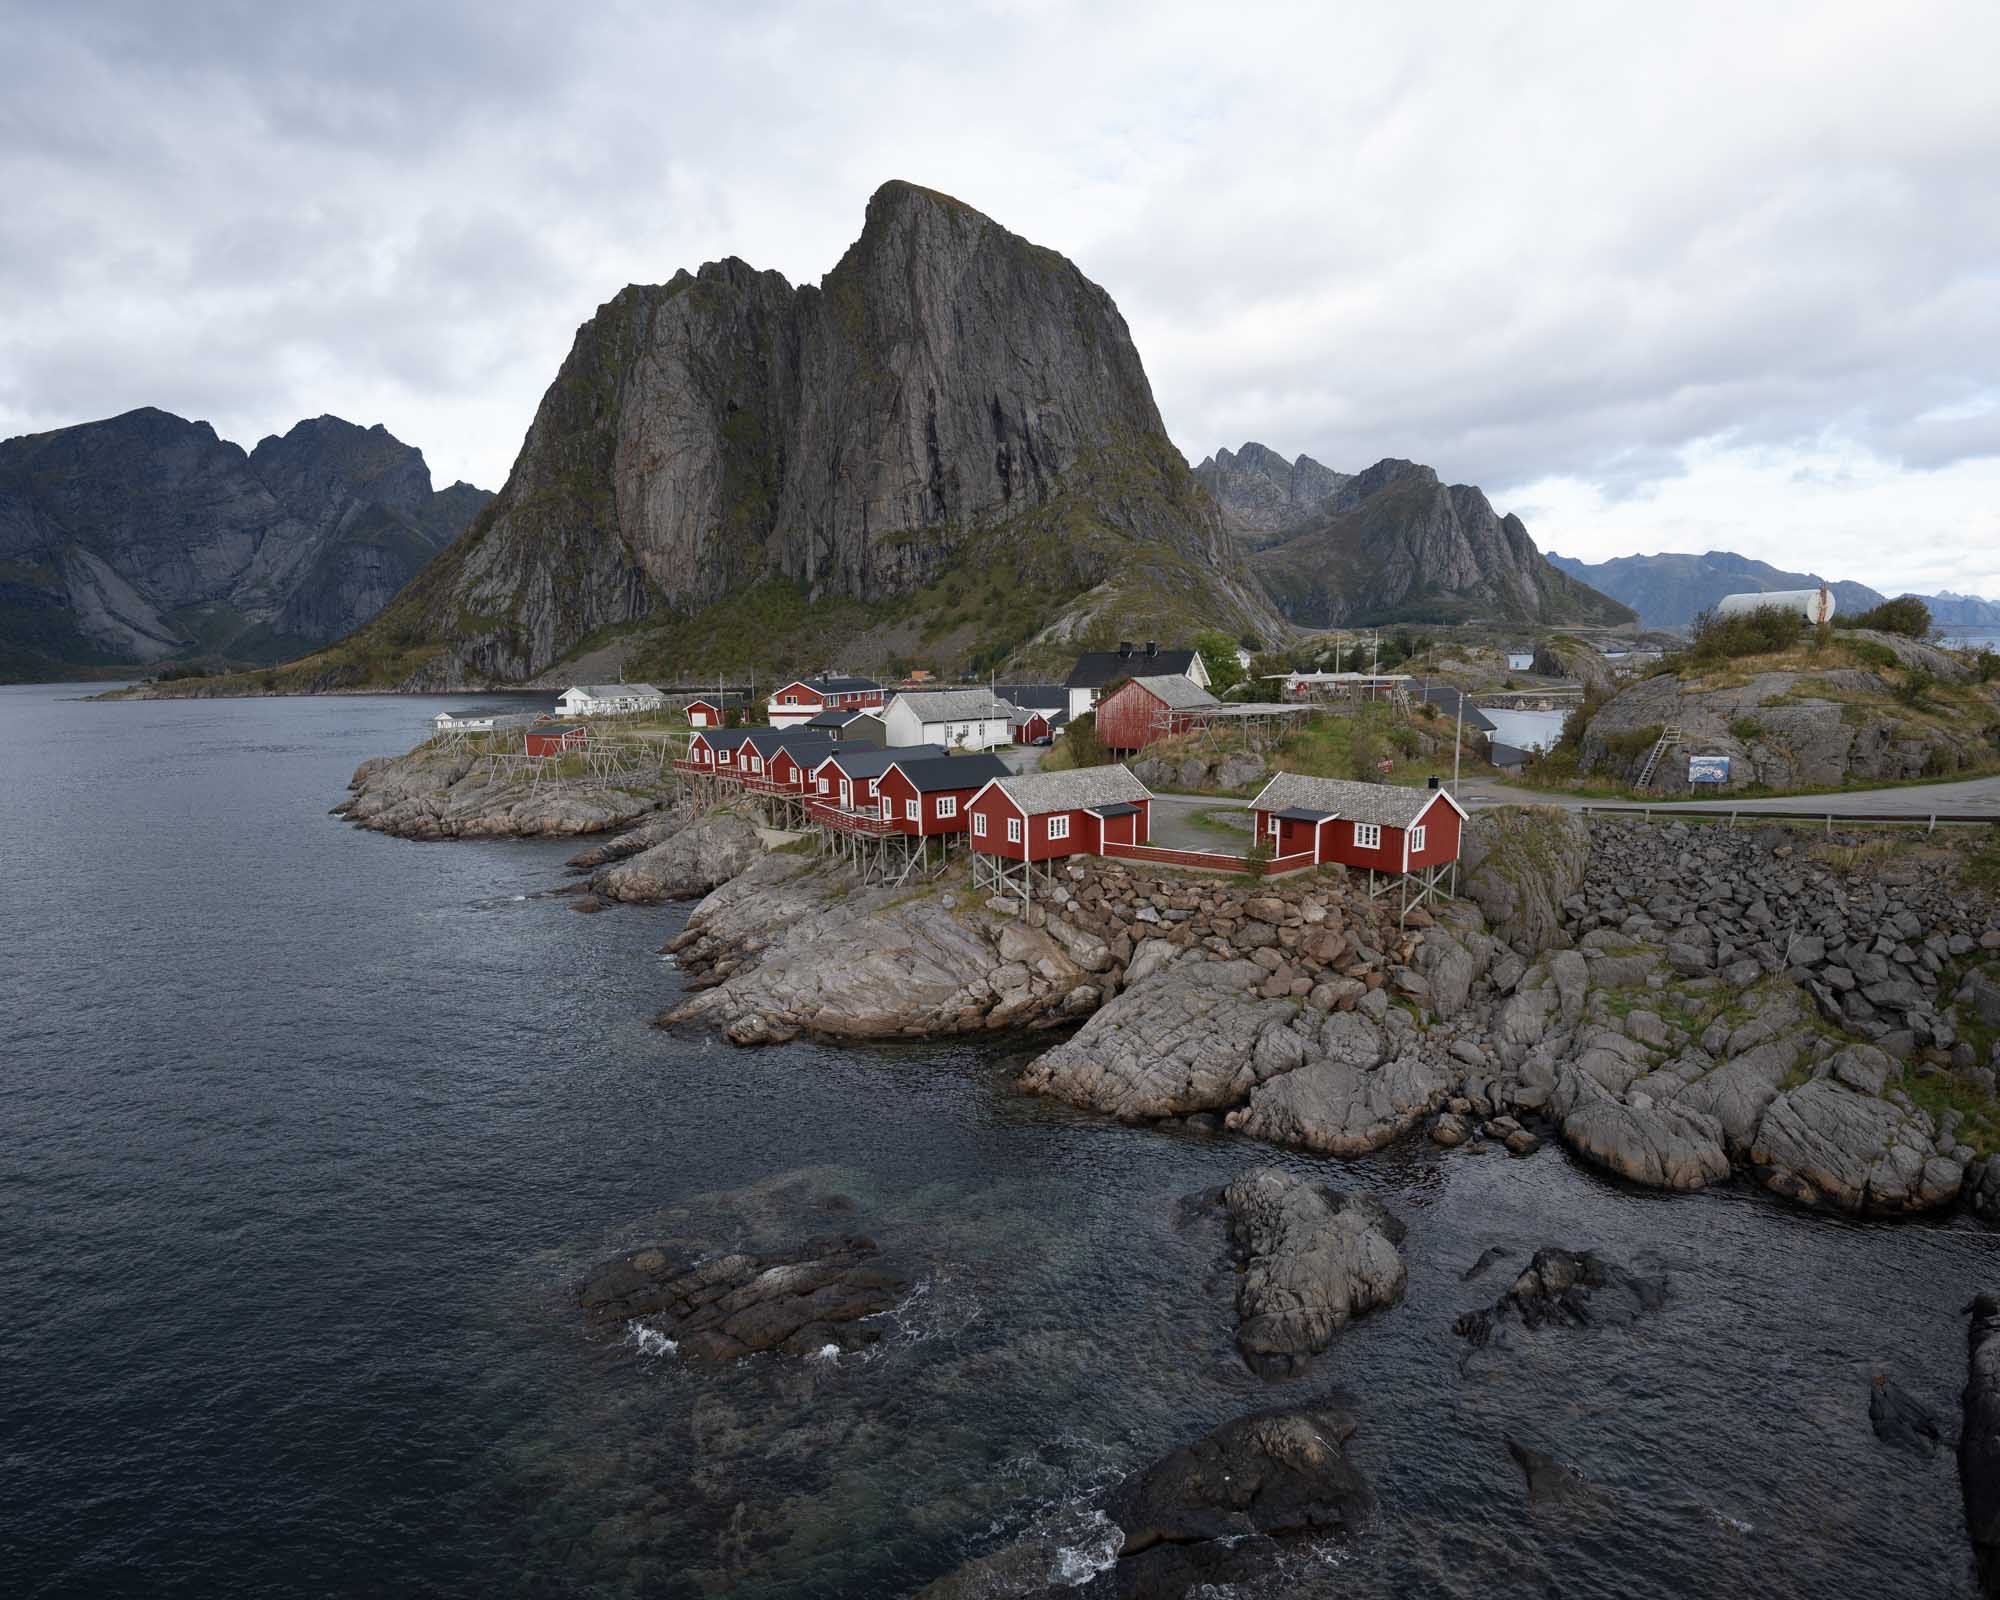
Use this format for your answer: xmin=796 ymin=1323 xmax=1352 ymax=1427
xmin=1128 ymin=673 xmax=1220 ymax=711
xmin=1248 ymin=772 xmax=1458 ymax=828
xmin=1065 ymin=647 xmax=1197 ymax=688
xmin=997 ymin=683 xmax=1067 ymax=711
xmin=1487 ymin=742 xmax=1530 ymax=768
xmin=567 ymin=683 xmax=663 ymax=698
xmin=814 ymin=744 xmax=947 ymax=778
xmin=692 ymin=726 xmax=768 ymax=749
xmin=807 ymin=708 xmax=864 ymax=726
xmin=739 ymin=729 xmax=865 ymax=759
xmin=782 ymin=675 xmax=880 ymax=694
xmin=889 ymin=753 xmax=1012 ymax=793
xmin=889 ymin=689 xmax=1016 ymax=722
xmin=1411 ymin=684 xmax=1497 ymax=733
xmin=986 ymin=765 xmax=1153 ymax=817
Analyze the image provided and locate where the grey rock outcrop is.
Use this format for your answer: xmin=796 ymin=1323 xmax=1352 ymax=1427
xmin=1226 ymin=1042 xmax=1456 ymax=1155
xmin=0 ymin=406 xmax=486 ymax=676
xmin=1458 ymin=807 xmax=1591 ymax=955
xmin=1750 ymin=1078 xmax=1962 ymax=1215
xmin=1217 ymin=1167 xmax=1406 ymax=1376
xmin=1966 ymin=1293 xmax=2000 ymax=1596
xmin=315 ymin=181 xmax=1275 ymax=690
xmin=335 ymin=744 xmax=660 ymax=839
xmin=1455 ymin=1248 xmax=1668 ymax=1348
xmin=591 ymin=810 xmax=762 ymax=902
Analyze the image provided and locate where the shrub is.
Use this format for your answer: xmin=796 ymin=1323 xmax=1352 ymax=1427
xmin=1347 ymin=721 xmax=1384 ymax=781
xmin=1838 ymin=596 xmax=1932 ymax=637
xmin=1894 ymin=668 xmax=1936 ymax=708
xmin=1682 ymin=605 xmax=1806 ymax=666
xmin=1849 ymin=639 xmax=1898 ymax=671
xmin=1063 ymin=711 xmax=1110 ymax=769
xmin=1729 ymin=717 xmax=1763 ymax=742
xmin=1974 ymin=648 xmax=2000 ymax=683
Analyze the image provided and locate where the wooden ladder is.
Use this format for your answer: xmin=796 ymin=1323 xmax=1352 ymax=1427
xmin=1637 ymin=723 xmax=1683 ymax=788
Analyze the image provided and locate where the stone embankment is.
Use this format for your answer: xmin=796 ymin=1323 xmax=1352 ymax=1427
xmin=334 ymin=745 xmax=663 ymax=839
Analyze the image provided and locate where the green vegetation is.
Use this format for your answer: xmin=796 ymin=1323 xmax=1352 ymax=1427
xmin=1193 ymin=629 xmax=1246 ymax=694
xmin=1837 ymin=595 xmax=1932 ymax=637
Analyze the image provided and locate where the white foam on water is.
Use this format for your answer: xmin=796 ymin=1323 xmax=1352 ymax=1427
xmin=808 ymin=1342 xmax=842 ymax=1363
xmin=1706 ymin=1506 xmax=1754 ymax=1535
xmin=625 ymin=1321 xmax=678 ymax=1358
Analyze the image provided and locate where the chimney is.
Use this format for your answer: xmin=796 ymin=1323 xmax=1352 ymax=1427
xmin=1117 ymin=641 xmax=1133 ymax=658
xmin=1144 ymin=641 xmax=1158 ymax=656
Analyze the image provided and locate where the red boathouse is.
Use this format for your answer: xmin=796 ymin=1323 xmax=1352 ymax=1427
xmin=1092 ymin=674 xmax=1220 ymax=755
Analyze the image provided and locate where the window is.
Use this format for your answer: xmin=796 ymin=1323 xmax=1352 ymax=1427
xmin=1007 ymin=817 xmax=1023 ymax=844
xmin=747 ymin=755 xmax=762 ymax=773
xmin=1267 ymin=813 xmax=1281 ymax=840
xmin=904 ymin=798 xmax=919 ymax=821
xmin=782 ymin=694 xmax=797 ymax=705
xmin=1048 ymin=815 xmax=1070 ymax=840
xmin=1354 ymin=822 xmax=1381 ymax=849
xmin=1410 ymin=825 xmax=1426 ymax=853
xmin=719 ymin=750 xmax=732 ymax=764
xmin=937 ymin=796 xmax=958 ymax=818
xmin=817 ymin=778 xmax=830 ymax=794
xmin=973 ymin=812 xmax=988 ymax=837
xmin=881 ymin=796 xmax=893 ymax=820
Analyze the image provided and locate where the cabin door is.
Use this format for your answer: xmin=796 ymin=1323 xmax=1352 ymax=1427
xmin=840 ymin=779 xmax=852 ymax=807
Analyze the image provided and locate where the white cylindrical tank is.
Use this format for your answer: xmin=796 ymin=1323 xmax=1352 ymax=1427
xmin=1714 ymin=586 xmax=1836 ymax=624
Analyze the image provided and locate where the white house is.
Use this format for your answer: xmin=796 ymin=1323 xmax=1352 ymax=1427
xmin=880 ymin=689 xmax=1015 ymax=750
xmin=432 ymin=710 xmax=497 ymax=733
xmin=556 ymin=683 xmax=666 ymax=717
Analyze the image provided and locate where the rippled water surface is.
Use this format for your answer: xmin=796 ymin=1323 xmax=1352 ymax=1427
xmin=2 ymin=683 xmax=1993 ymax=1598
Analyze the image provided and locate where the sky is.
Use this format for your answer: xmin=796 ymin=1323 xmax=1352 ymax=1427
xmin=4 ymin=0 xmax=1997 ymax=597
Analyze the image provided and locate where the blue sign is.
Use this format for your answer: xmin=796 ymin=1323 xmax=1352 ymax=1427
xmin=1688 ymin=755 xmax=1730 ymax=785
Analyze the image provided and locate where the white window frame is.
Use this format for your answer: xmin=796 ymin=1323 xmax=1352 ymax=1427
xmin=1007 ymin=817 xmax=1023 ymax=844
xmin=1354 ymin=822 xmax=1381 ymax=850
xmin=905 ymin=799 xmax=919 ymax=821
xmin=747 ymin=755 xmax=763 ymax=773
xmin=1048 ymin=814 xmax=1070 ymax=841
xmin=1410 ymin=825 xmax=1426 ymax=853
xmin=817 ymin=777 xmax=830 ymax=794
xmin=1267 ymin=812 xmax=1281 ymax=841
xmin=880 ymin=795 xmax=894 ymax=820
xmin=782 ymin=694 xmax=798 ymax=705
xmin=936 ymin=795 xmax=958 ymax=819
xmin=973 ymin=812 xmax=988 ymax=837
xmin=719 ymin=749 xmax=733 ymax=765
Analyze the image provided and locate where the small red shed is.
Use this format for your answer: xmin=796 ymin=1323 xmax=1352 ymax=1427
xmin=1246 ymin=772 xmax=1466 ymax=873
xmin=524 ymin=724 xmax=587 ymax=757
xmin=685 ymin=698 xmax=725 ymax=728
xmin=1092 ymin=673 xmax=1219 ymax=755
xmin=874 ymin=754 xmax=1012 ymax=836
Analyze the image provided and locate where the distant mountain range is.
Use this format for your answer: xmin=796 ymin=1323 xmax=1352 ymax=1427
xmin=1544 ymin=549 xmax=2000 ymax=631
xmin=0 ymin=407 xmax=490 ymax=679
xmin=1196 ymin=443 xmax=1634 ymax=629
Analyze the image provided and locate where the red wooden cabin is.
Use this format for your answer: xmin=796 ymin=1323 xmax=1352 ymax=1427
xmin=873 ymin=754 xmax=1011 ymax=836
xmin=810 ymin=744 xmax=947 ymax=812
xmin=681 ymin=727 xmax=764 ymax=773
xmin=523 ymin=725 xmax=587 ymax=757
xmin=965 ymin=766 xmax=1154 ymax=862
xmin=685 ymin=698 xmax=725 ymax=728
xmin=1092 ymin=674 xmax=1219 ymax=755
xmin=1246 ymin=773 xmax=1465 ymax=872
xmin=767 ymin=676 xmax=886 ymax=727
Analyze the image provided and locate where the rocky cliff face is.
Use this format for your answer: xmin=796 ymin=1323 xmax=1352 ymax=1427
xmin=1229 ymin=453 xmax=1634 ymax=629
xmin=320 ymin=181 xmax=1275 ymax=690
xmin=0 ymin=407 xmax=487 ymax=678
xmin=1193 ymin=442 xmax=1349 ymax=547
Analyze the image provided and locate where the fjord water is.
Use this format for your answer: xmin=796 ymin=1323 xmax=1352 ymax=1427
xmin=1 ymin=682 xmax=1991 ymax=1599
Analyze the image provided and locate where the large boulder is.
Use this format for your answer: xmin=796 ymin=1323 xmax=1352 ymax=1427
xmin=1750 ymin=1078 xmax=1961 ymax=1215
xmin=1457 ymin=807 xmax=1591 ymax=955
xmin=1020 ymin=960 xmax=1298 ymax=1118
xmin=1964 ymin=1293 xmax=2000 ymax=1598
xmin=1552 ymin=1068 xmax=1731 ymax=1191
xmin=1219 ymin=1167 xmax=1406 ymax=1376
xmin=592 ymin=809 xmax=762 ymax=901
xmin=1226 ymin=1043 xmax=1453 ymax=1155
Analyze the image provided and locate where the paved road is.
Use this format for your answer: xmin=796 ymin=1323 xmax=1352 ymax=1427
xmin=1148 ymin=792 xmax=1254 ymax=851
xmin=1463 ymin=773 xmax=2000 ymax=820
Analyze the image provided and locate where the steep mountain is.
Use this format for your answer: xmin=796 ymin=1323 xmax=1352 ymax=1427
xmin=0 ymin=408 xmax=488 ymax=679
xmin=1916 ymin=590 xmax=2000 ymax=627
xmin=1544 ymin=550 xmax=1884 ymax=630
xmin=1233 ymin=454 xmax=1634 ymax=629
xmin=267 ymin=180 xmax=1277 ymax=691
xmin=1193 ymin=443 xmax=1349 ymax=547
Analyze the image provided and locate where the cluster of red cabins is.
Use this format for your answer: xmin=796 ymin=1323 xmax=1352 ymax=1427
xmin=674 ymin=724 xmax=1465 ymax=891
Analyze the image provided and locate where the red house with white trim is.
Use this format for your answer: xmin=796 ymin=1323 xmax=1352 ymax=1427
xmin=874 ymin=754 xmax=1012 ymax=837
xmin=965 ymin=766 xmax=1154 ymax=867
xmin=810 ymin=744 xmax=947 ymax=812
xmin=766 ymin=676 xmax=885 ymax=728
xmin=1093 ymin=673 xmax=1220 ymax=755
xmin=684 ymin=698 xmax=734 ymax=728
xmin=1246 ymin=772 xmax=1465 ymax=874
xmin=681 ymin=726 xmax=764 ymax=773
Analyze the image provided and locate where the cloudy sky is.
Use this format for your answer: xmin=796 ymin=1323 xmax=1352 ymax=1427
xmin=6 ymin=0 xmax=1997 ymax=596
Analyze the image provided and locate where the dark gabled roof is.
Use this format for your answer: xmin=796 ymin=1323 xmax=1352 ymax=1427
xmin=691 ymin=726 xmax=769 ymax=749
xmin=997 ymin=683 xmax=1067 ymax=711
xmin=1487 ymin=742 xmax=1530 ymax=767
xmin=778 ymin=675 xmax=881 ymax=695
xmin=814 ymin=744 xmax=947 ymax=778
xmin=887 ymin=753 xmax=1012 ymax=793
xmin=806 ymin=708 xmax=864 ymax=726
xmin=1065 ymin=648 xmax=1197 ymax=688
xmin=532 ymin=724 xmax=585 ymax=737
xmin=739 ymin=726 xmax=860 ymax=755
xmin=1091 ymin=802 xmax=1142 ymax=818
xmin=1276 ymin=806 xmax=1334 ymax=823
xmin=1411 ymin=684 xmax=1498 ymax=733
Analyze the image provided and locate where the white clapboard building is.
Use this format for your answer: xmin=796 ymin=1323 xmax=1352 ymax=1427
xmin=880 ymin=689 xmax=1015 ymax=751
xmin=555 ymin=683 xmax=666 ymax=717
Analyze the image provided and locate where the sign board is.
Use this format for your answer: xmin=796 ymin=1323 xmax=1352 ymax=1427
xmin=1688 ymin=755 xmax=1730 ymax=785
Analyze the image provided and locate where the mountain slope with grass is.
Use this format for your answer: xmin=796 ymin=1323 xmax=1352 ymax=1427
xmin=0 ymin=407 xmax=487 ymax=680
xmin=226 ymin=181 xmax=1278 ymax=694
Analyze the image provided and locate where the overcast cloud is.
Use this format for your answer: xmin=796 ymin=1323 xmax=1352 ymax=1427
xmin=4 ymin=0 xmax=1996 ymax=595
